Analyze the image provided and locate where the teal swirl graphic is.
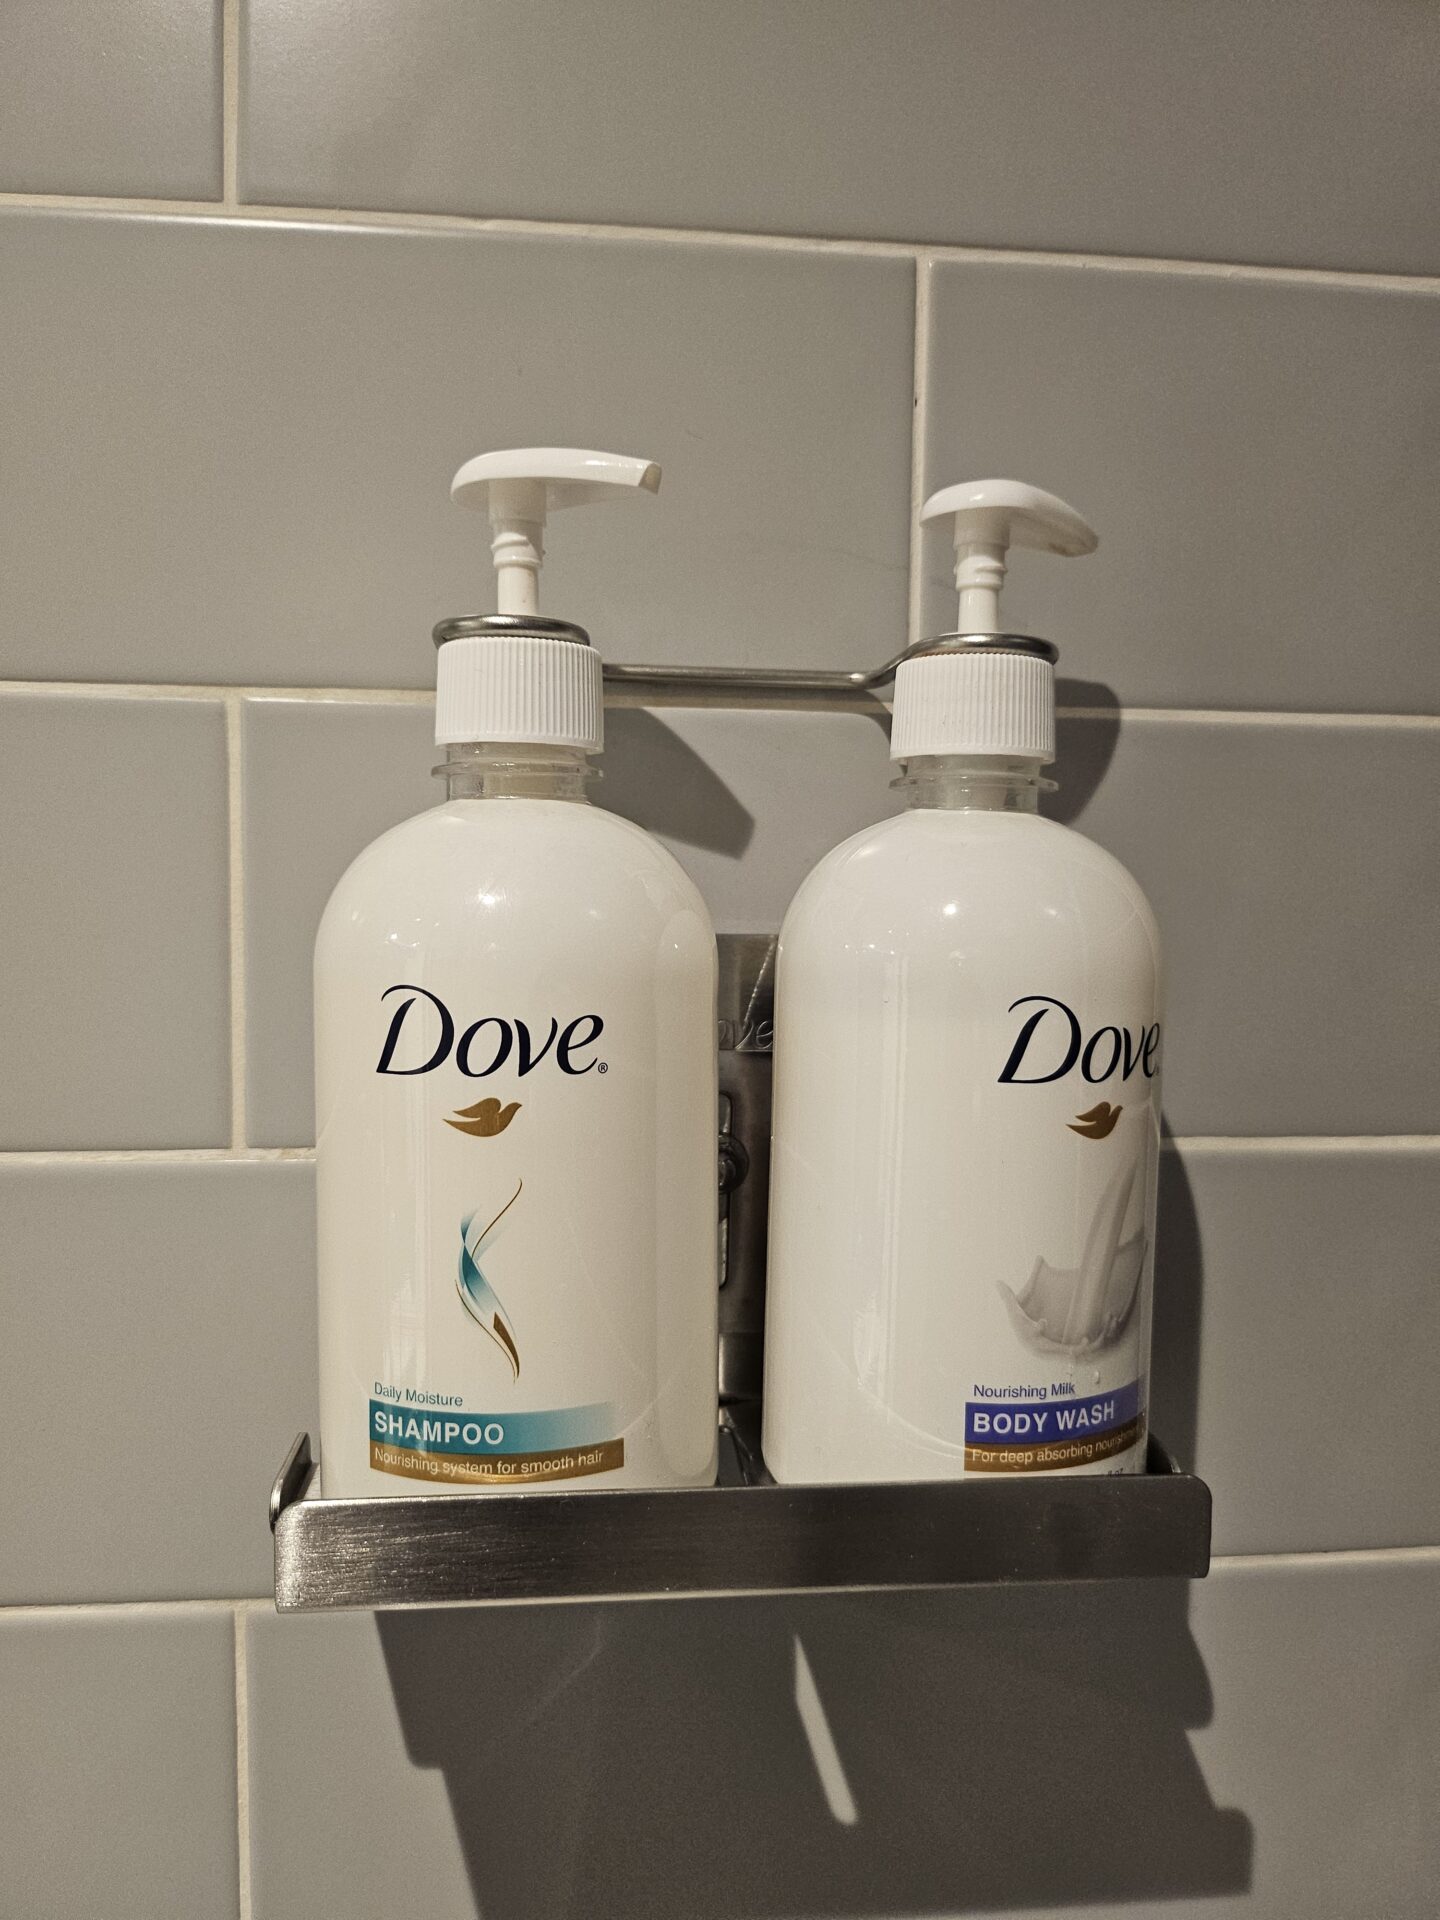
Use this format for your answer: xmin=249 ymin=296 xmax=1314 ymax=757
xmin=456 ymin=1180 xmax=523 ymax=1380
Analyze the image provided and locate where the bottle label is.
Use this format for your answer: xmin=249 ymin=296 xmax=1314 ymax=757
xmin=367 ymin=1396 xmax=624 ymax=1485
xmin=963 ymin=1379 xmax=1143 ymax=1473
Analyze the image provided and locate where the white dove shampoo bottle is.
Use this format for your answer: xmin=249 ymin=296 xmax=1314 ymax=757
xmin=762 ymin=481 xmax=1162 ymax=1484
xmin=314 ymin=449 xmax=718 ymax=1498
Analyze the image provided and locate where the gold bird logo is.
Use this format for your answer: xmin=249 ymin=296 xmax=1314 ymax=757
xmin=1068 ymin=1101 xmax=1121 ymax=1141
xmin=445 ymin=1097 xmax=521 ymax=1138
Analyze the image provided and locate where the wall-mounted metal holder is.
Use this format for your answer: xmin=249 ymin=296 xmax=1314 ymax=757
xmin=275 ymin=933 xmax=1211 ymax=1612
xmin=271 ymin=1415 xmax=1208 ymax=1612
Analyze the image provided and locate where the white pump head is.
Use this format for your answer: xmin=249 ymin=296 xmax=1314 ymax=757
xmin=891 ymin=478 xmax=1097 ymax=764
xmin=451 ymin=447 xmax=661 ymax=617
xmin=920 ymin=478 xmax=1097 ymax=634
xmin=436 ymin=448 xmax=661 ymax=750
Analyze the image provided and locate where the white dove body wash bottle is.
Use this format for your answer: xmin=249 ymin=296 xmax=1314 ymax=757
xmin=315 ymin=450 xmax=718 ymax=1499
xmin=763 ymin=483 xmax=1162 ymax=1483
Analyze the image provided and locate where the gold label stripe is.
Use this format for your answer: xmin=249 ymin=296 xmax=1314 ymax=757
xmin=964 ymin=1414 xmax=1145 ymax=1474
xmin=369 ymin=1437 xmax=625 ymax=1485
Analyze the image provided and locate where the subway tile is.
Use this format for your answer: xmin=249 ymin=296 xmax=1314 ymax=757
xmin=0 ymin=1162 xmax=317 ymax=1603
xmin=1166 ymin=1556 xmax=1440 ymax=1920
xmin=1154 ymin=1144 xmax=1440 ymax=1555
xmin=0 ymin=0 xmax=221 ymax=200
xmin=1048 ymin=714 xmax=1438 ymax=1135
xmin=241 ymin=0 xmax=1440 ymax=275
xmin=243 ymin=698 xmax=437 ymax=1144
xmin=0 ymin=694 xmax=230 ymax=1149
xmin=242 ymin=698 xmax=897 ymax=1144
xmin=820 ymin=1558 xmax=1440 ymax=1919
xmin=923 ymin=263 xmax=1440 ymax=714
xmin=0 ymin=1606 xmax=237 ymax=1920
xmin=245 ymin=1557 xmax=1440 ymax=1918
xmin=0 ymin=209 xmax=912 ymax=687
xmin=247 ymin=1609 xmax=477 ymax=1920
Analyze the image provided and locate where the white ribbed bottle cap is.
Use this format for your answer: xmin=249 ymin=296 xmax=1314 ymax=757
xmin=435 ymin=625 xmax=602 ymax=750
xmin=890 ymin=642 xmax=1055 ymax=762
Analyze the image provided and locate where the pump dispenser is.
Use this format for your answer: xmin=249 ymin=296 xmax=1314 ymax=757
xmin=315 ymin=449 xmax=718 ymax=1499
xmin=891 ymin=480 xmax=1097 ymax=761
xmin=433 ymin=449 xmax=660 ymax=750
xmin=763 ymin=479 xmax=1162 ymax=1485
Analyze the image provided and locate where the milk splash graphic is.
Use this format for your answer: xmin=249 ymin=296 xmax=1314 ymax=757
xmin=456 ymin=1180 xmax=524 ymax=1379
xmin=1000 ymin=1141 xmax=1147 ymax=1358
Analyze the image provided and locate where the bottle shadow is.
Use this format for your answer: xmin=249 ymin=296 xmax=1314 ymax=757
xmin=378 ymin=1575 xmax=1249 ymax=1919
xmin=1154 ymin=1121 xmax=1204 ymax=1470
xmin=599 ymin=674 xmax=1119 ymax=852
xmin=1047 ymin=679 xmax=1122 ymax=825
xmin=599 ymin=708 xmax=755 ymax=857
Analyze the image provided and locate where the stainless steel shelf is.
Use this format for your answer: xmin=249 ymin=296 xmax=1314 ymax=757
xmin=270 ymin=1412 xmax=1211 ymax=1612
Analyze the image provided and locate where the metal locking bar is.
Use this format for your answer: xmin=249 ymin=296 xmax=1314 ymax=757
xmin=716 ymin=934 xmax=778 ymax=1405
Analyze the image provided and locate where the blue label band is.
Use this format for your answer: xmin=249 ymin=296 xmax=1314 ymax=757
xmin=964 ymin=1380 xmax=1142 ymax=1447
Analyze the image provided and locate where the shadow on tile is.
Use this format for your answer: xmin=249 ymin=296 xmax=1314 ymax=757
xmin=1153 ymin=1128 xmax=1204 ymax=1469
xmin=1044 ymin=684 xmax=1206 ymax=1475
xmin=378 ymin=1580 xmax=1250 ymax=1918
xmin=599 ymin=708 xmax=754 ymax=856
xmin=1048 ymin=680 xmax=1121 ymax=825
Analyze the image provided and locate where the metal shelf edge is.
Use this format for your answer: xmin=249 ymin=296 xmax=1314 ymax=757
xmin=271 ymin=1429 xmax=1212 ymax=1613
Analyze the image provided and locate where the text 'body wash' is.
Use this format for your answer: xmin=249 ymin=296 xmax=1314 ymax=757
xmin=315 ymin=450 xmax=719 ymax=1498
xmin=763 ymin=481 xmax=1162 ymax=1483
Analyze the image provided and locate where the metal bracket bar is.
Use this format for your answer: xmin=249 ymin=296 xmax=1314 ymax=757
xmin=601 ymin=657 xmax=906 ymax=714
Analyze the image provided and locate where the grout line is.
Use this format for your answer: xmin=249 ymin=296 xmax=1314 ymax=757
xmin=226 ymin=696 xmax=248 ymax=1149
xmin=221 ymin=0 xmax=240 ymax=210
xmin=905 ymin=254 xmax=933 ymax=649
xmin=1165 ymin=1136 xmax=1440 ymax=1155
xmin=0 ymin=1148 xmax=316 ymax=1165
xmin=0 ymin=188 xmax=1437 ymax=293
xmin=234 ymin=1605 xmax=252 ymax=1920
xmin=0 ymin=680 xmax=1435 ymax=729
xmin=0 ymin=679 xmax=433 ymax=704
xmin=1211 ymin=1545 xmax=1440 ymax=1572
xmin=0 ymin=1597 xmax=251 ymax=1619
xmin=0 ymin=1140 xmax=1430 ymax=1169
xmin=1057 ymin=706 xmax=1440 ymax=730
xmin=0 ymin=1545 xmax=1435 ymax=1623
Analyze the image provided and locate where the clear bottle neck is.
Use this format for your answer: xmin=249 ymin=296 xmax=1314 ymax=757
xmin=895 ymin=754 xmax=1051 ymax=814
xmin=437 ymin=742 xmax=593 ymax=803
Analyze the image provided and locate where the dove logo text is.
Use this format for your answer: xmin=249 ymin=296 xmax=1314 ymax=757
xmin=374 ymin=985 xmax=605 ymax=1077
xmin=998 ymin=995 xmax=1160 ymax=1087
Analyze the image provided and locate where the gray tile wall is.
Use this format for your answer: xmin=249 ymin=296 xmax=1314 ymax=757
xmin=3 ymin=6 xmax=1435 ymax=1917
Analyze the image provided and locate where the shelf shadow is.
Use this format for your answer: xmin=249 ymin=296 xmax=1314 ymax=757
xmin=379 ymin=1577 xmax=1249 ymax=1919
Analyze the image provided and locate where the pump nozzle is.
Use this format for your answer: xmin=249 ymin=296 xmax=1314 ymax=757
xmin=451 ymin=448 xmax=662 ymax=616
xmin=920 ymin=479 xmax=1096 ymax=634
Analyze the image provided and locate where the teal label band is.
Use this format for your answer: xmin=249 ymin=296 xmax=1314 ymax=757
xmin=369 ymin=1398 xmax=613 ymax=1458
